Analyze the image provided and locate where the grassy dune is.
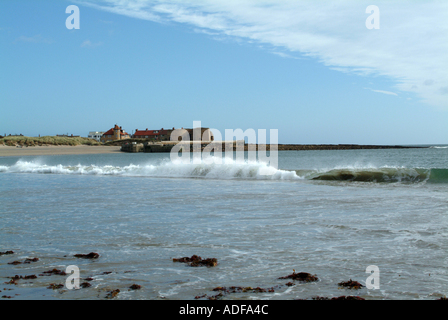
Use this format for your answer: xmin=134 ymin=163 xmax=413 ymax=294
xmin=0 ymin=136 xmax=100 ymax=147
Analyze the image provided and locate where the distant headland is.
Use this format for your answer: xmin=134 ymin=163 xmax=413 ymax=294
xmin=1 ymin=123 xmax=428 ymax=153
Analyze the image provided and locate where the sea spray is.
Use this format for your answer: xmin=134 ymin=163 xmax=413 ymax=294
xmin=0 ymin=159 xmax=300 ymax=181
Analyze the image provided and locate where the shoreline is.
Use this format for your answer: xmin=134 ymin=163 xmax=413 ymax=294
xmin=0 ymin=145 xmax=122 ymax=157
xmin=0 ymin=143 xmax=427 ymax=157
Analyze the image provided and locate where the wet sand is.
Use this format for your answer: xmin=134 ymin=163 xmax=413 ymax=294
xmin=0 ymin=145 xmax=122 ymax=157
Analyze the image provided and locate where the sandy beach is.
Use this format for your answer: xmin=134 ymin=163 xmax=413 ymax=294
xmin=0 ymin=145 xmax=122 ymax=157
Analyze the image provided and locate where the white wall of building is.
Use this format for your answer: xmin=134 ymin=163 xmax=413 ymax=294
xmin=88 ymin=131 xmax=105 ymax=142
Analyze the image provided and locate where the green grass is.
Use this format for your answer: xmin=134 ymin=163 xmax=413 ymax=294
xmin=0 ymin=136 xmax=101 ymax=147
xmin=103 ymin=138 xmax=160 ymax=146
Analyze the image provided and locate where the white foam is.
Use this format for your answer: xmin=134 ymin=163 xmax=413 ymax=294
xmin=0 ymin=159 xmax=302 ymax=181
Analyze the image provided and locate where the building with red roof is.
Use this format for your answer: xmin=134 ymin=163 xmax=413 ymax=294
xmin=100 ymin=125 xmax=130 ymax=143
xmin=133 ymin=128 xmax=172 ymax=141
xmin=133 ymin=127 xmax=214 ymax=142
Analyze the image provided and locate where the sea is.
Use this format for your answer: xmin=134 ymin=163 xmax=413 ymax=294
xmin=0 ymin=146 xmax=447 ymax=300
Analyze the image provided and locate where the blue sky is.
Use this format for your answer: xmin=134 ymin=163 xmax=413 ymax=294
xmin=1 ymin=0 xmax=447 ymax=145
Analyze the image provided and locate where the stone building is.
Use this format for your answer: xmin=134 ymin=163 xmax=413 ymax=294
xmin=133 ymin=127 xmax=214 ymax=142
xmin=100 ymin=125 xmax=130 ymax=143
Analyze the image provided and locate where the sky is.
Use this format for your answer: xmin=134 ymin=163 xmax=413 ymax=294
xmin=1 ymin=0 xmax=447 ymax=145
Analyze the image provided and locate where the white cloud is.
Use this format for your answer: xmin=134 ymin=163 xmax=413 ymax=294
xmin=271 ymin=51 xmax=300 ymax=60
xmin=79 ymin=0 xmax=448 ymax=109
xmin=14 ymin=34 xmax=53 ymax=44
xmin=81 ymin=40 xmax=103 ymax=47
xmin=370 ymin=89 xmax=398 ymax=96
xmin=440 ymin=87 xmax=448 ymax=95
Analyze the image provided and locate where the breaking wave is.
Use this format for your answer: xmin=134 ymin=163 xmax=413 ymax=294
xmin=301 ymin=167 xmax=448 ymax=183
xmin=0 ymin=160 xmax=300 ymax=180
xmin=1 ymin=160 xmax=447 ymax=183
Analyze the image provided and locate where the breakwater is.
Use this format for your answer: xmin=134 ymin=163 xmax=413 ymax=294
xmin=120 ymin=141 xmax=426 ymax=153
